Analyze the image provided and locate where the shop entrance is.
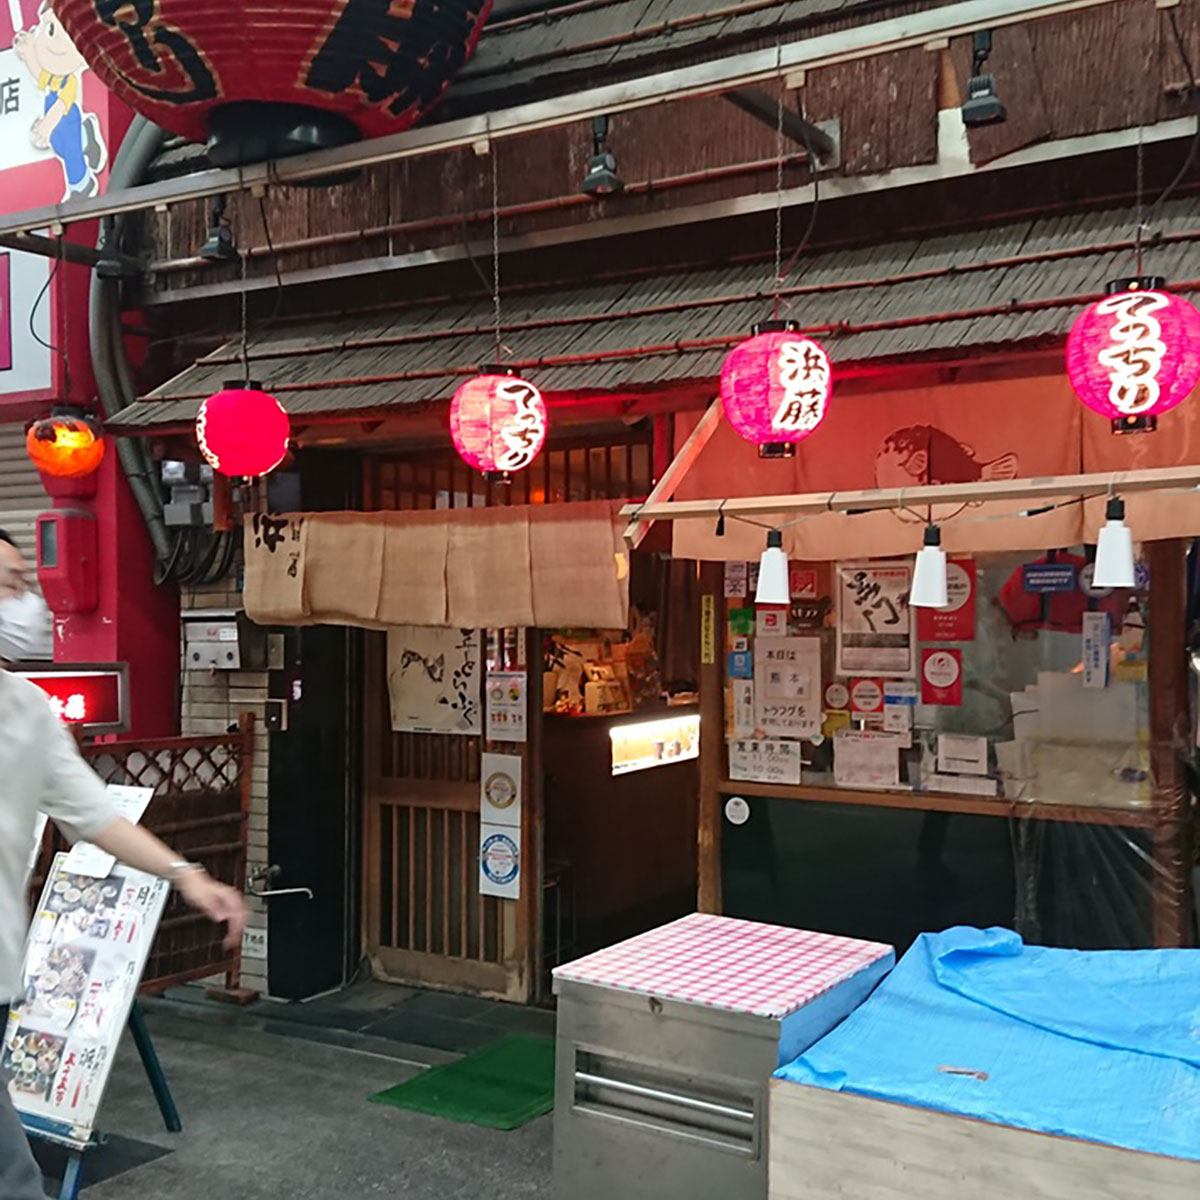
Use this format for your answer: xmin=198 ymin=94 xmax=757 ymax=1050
xmin=361 ymin=433 xmax=663 ymax=1001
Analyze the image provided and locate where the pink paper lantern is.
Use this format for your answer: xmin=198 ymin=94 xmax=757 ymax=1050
xmin=196 ymin=385 xmax=290 ymax=477
xmin=1066 ymin=279 xmax=1200 ymax=423
xmin=721 ymin=321 xmax=833 ymax=448
xmin=450 ymin=369 xmax=547 ymax=474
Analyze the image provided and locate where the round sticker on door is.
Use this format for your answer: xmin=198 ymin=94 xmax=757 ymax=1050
xmin=480 ymin=833 xmax=520 ymax=885
xmin=725 ymin=797 xmax=750 ymax=826
xmin=923 ymin=651 xmax=961 ymax=690
xmin=944 ymin=561 xmax=972 ymax=611
xmin=484 ymin=770 xmax=518 ymax=810
xmin=824 ymin=682 xmax=850 ymax=710
xmin=849 ymin=679 xmax=883 ymax=713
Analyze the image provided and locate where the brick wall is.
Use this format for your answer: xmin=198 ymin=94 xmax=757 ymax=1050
xmin=180 ymin=579 xmax=271 ymax=997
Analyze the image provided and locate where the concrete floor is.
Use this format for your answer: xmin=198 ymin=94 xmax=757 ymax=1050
xmin=49 ymin=1006 xmax=552 ymax=1198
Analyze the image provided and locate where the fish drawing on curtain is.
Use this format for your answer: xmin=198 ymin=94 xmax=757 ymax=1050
xmin=874 ymin=425 xmax=1019 ymax=523
xmin=387 ymin=627 xmax=480 ymax=734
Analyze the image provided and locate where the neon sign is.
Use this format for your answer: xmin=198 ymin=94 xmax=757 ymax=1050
xmin=18 ymin=667 xmax=127 ymax=733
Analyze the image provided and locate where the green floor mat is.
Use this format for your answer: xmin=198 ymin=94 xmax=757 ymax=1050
xmin=369 ymin=1034 xmax=555 ymax=1131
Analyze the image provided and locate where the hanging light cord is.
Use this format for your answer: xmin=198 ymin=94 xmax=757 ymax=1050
xmin=1147 ymin=9 xmax=1200 ymax=226
xmin=491 ymin=135 xmax=503 ymax=360
xmin=1135 ymin=124 xmax=1146 ymax=276
xmin=28 ymin=235 xmax=70 ymax=398
xmin=239 ymin=240 xmax=250 ymax=382
xmin=772 ymin=40 xmax=784 ymax=317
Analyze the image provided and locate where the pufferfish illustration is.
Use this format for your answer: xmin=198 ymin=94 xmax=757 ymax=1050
xmin=874 ymin=425 xmax=1019 ymax=522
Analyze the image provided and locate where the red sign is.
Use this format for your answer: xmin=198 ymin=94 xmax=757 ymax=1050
xmin=917 ymin=558 xmax=976 ymax=642
xmin=849 ymin=678 xmax=884 ymax=714
xmin=921 ymin=649 xmax=962 ymax=706
xmin=21 ymin=669 xmax=125 ymax=731
xmin=789 ymin=565 xmax=818 ymax=600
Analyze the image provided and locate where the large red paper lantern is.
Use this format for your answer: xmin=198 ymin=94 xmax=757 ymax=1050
xmin=1066 ymin=277 xmax=1200 ymax=426
xmin=196 ymin=385 xmax=290 ymax=477
xmin=55 ymin=0 xmax=492 ymax=166
xmin=450 ymin=368 xmax=547 ymax=475
xmin=26 ymin=410 xmax=105 ymax=479
xmin=721 ymin=320 xmax=833 ymax=451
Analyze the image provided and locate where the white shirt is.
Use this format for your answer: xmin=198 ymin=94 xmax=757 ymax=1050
xmin=0 ymin=670 xmax=116 ymax=1001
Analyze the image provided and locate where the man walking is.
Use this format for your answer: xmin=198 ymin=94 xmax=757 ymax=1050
xmin=0 ymin=528 xmax=247 ymax=1198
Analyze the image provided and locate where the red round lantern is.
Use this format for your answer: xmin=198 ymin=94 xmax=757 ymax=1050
xmin=196 ymin=385 xmax=290 ymax=477
xmin=1066 ymin=277 xmax=1200 ymax=423
xmin=26 ymin=410 xmax=105 ymax=479
xmin=55 ymin=0 xmax=492 ymax=166
xmin=720 ymin=320 xmax=833 ymax=449
xmin=450 ymin=368 xmax=547 ymax=475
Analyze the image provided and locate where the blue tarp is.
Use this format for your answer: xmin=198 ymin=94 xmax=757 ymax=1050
xmin=775 ymin=926 xmax=1200 ymax=1161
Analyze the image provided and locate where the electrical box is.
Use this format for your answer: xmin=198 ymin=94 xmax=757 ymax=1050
xmin=36 ymin=510 xmax=99 ymax=614
xmin=182 ymin=609 xmax=267 ymax=671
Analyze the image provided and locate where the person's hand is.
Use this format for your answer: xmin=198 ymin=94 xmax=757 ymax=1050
xmin=175 ymin=869 xmax=248 ymax=950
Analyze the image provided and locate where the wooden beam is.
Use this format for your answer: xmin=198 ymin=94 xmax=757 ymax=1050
xmin=723 ymin=90 xmax=836 ymax=159
xmin=621 ymin=465 xmax=1200 ymax=523
xmin=625 ymin=397 xmax=722 ymax=549
xmin=1146 ymin=539 xmax=1191 ymax=947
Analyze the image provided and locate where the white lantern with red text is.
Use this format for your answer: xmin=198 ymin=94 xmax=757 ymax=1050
xmin=449 ymin=366 xmax=547 ymax=476
xmin=1066 ymin=277 xmax=1200 ymax=431
xmin=720 ymin=320 xmax=832 ymax=455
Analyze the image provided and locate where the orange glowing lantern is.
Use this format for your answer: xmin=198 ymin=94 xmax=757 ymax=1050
xmin=26 ymin=410 xmax=106 ymax=479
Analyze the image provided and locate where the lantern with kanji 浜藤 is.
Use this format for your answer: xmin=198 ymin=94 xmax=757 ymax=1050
xmin=720 ymin=320 xmax=833 ymax=455
xmin=53 ymin=0 xmax=492 ymax=166
xmin=26 ymin=409 xmax=105 ymax=479
xmin=196 ymin=384 xmax=290 ymax=478
xmin=1066 ymin=277 xmax=1200 ymax=430
xmin=450 ymin=368 xmax=547 ymax=476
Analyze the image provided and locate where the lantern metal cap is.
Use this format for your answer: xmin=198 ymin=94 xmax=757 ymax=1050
xmin=478 ymin=363 xmax=518 ymax=377
xmin=1105 ymin=276 xmax=1167 ymax=295
xmin=751 ymin=319 xmax=801 ymax=336
xmin=222 ymin=380 xmax=265 ymax=392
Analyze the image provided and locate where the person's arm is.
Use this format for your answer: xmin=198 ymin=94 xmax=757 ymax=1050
xmin=38 ymin=705 xmax=248 ymax=948
xmin=89 ymin=818 xmax=247 ymax=949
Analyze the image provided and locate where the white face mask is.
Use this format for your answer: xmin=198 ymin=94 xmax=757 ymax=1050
xmin=0 ymin=590 xmax=53 ymax=662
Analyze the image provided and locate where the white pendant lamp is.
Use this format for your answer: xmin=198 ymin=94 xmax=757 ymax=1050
xmin=1093 ymin=497 xmax=1135 ymax=588
xmin=755 ymin=529 xmax=791 ymax=606
xmin=910 ymin=525 xmax=949 ymax=609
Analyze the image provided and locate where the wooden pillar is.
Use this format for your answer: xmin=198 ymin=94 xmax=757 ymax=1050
xmin=697 ymin=560 xmax=725 ymax=913
xmin=1146 ymin=539 xmax=1191 ymax=948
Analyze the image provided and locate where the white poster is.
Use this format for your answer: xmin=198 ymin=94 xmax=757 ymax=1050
xmin=387 ymin=627 xmax=481 ymax=735
xmin=479 ymin=822 xmax=521 ymax=900
xmin=732 ymin=679 xmax=755 ymax=737
xmin=937 ymin=734 xmax=989 ymax=776
xmin=833 ymin=730 xmax=903 ymax=789
xmin=724 ymin=561 xmax=748 ymax=598
xmin=1082 ymin=611 xmax=1111 ymax=690
xmin=486 ymin=671 xmax=527 ymax=743
xmin=755 ymin=637 xmax=821 ymax=739
xmin=481 ymin=753 xmax=522 ymax=828
xmin=729 ymin=739 xmax=802 ymax=786
xmin=836 ymin=562 xmax=915 ymax=677
xmin=63 ymin=786 xmax=153 ymax=878
xmin=4 ymin=854 xmax=169 ymax=1141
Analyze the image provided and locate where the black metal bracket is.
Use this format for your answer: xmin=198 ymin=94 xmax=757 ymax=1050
xmin=723 ymin=89 xmax=837 ymax=163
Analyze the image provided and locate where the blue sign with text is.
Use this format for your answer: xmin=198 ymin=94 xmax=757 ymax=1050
xmin=1022 ymin=563 xmax=1077 ymax=593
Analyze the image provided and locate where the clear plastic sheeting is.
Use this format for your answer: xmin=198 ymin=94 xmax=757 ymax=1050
xmin=775 ymin=926 xmax=1200 ymax=1162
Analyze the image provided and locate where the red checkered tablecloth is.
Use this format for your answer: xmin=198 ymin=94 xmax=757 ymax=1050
xmin=553 ymin=913 xmax=892 ymax=1019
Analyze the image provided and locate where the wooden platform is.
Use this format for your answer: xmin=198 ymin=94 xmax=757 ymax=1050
xmin=769 ymin=1080 xmax=1200 ymax=1200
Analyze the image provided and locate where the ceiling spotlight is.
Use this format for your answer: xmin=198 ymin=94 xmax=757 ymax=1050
xmin=1093 ymin=497 xmax=1135 ymax=589
xmin=199 ymin=194 xmax=238 ymax=262
xmin=962 ymin=30 xmax=1006 ymax=127
xmin=755 ymin=529 xmax=790 ymax=606
xmin=582 ymin=115 xmax=623 ymax=198
xmin=910 ymin=525 xmax=949 ymax=609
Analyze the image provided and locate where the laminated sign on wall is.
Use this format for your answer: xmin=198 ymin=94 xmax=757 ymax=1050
xmin=486 ymin=671 xmax=527 ymax=743
xmin=836 ymin=562 xmax=915 ymax=677
xmin=479 ymin=823 xmax=522 ymax=900
xmin=481 ymin=753 xmax=522 ymax=827
xmin=755 ymin=637 xmax=821 ymax=739
xmin=387 ymin=627 xmax=481 ymax=735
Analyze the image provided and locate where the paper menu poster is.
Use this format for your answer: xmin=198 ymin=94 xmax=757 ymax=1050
xmin=836 ymin=562 xmax=915 ymax=677
xmin=728 ymin=739 xmax=802 ymax=786
xmin=755 ymin=637 xmax=821 ymax=739
xmin=833 ymin=730 xmax=903 ymax=789
xmin=63 ymin=786 xmax=154 ymax=879
xmin=486 ymin=671 xmax=528 ymax=743
xmin=732 ymin=679 xmax=755 ymax=737
xmin=724 ymin=561 xmax=748 ymax=598
xmin=4 ymin=854 xmax=169 ymax=1141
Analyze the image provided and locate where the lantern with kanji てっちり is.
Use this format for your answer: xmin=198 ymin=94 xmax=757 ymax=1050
xmin=52 ymin=0 xmax=492 ymax=167
xmin=196 ymin=385 xmax=290 ymax=478
xmin=720 ymin=320 xmax=833 ymax=453
xmin=1066 ymin=277 xmax=1200 ymax=428
xmin=26 ymin=410 xmax=105 ymax=479
xmin=450 ymin=369 xmax=547 ymax=476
